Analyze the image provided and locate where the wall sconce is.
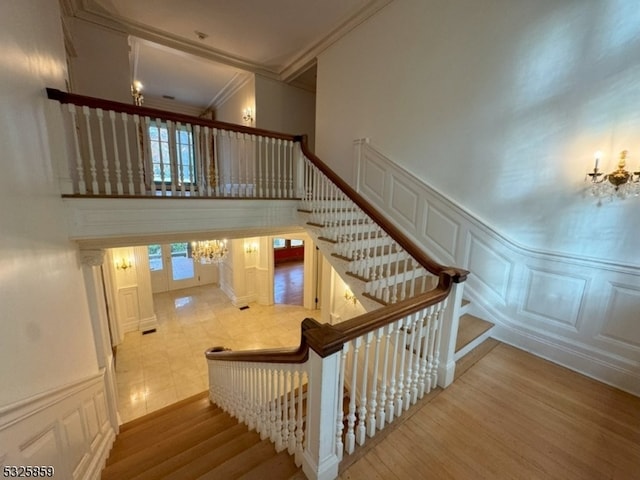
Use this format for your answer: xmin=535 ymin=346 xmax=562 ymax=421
xmin=131 ymin=81 xmax=144 ymax=106
xmin=115 ymin=257 xmax=133 ymax=271
xmin=586 ymin=150 xmax=640 ymax=200
xmin=245 ymin=242 xmax=258 ymax=254
xmin=242 ymin=107 xmax=254 ymax=124
xmin=344 ymin=288 xmax=357 ymax=305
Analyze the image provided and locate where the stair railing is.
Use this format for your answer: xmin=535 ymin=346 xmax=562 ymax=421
xmin=46 ymin=88 xmax=298 ymax=198
xmin=47 ymin=89 xmax=469 ymax=479
xmin=208 ymin=135 xmax=468 ymax=480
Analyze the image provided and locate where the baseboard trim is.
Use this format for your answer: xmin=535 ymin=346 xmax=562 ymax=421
xmin=492 ymin=323 xmax=640 ymax=397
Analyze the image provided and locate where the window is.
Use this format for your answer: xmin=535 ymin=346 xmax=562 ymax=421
xmin=148 ymin=123 xmax=195 ymax=184
xmin=148 ymin=244 xmax=163 ymax=271
xmin=273 ymin=238 xmax=304 ymax=249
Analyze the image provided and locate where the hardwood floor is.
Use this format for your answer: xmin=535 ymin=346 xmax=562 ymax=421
xmin=340 ymin=343 xmax=640 ymax=480
xmin=274 ymin=261 xmax=303 ymax=305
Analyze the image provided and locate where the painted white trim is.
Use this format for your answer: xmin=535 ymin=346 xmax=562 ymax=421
xmin=0 ymin=372 xmax=104 ymax=430
xmin=355 ymin=138 xmax=640 ymax=397
xmin=0 ymin=370 xmax=116 ymax=480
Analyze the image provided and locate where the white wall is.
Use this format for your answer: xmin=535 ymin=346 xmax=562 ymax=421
xmin=255 ymin=75 xmax=316 ymax=151
xmin=0 ymin=0 xmax=114 ymax=475
xmin=0 ymin=0 xmax=98 ymax=408
xmin=316 ymin=0 xmax=640 ymax=266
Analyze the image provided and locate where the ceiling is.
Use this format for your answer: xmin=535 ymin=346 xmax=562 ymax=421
xmin=67 ymin=0 xmax=392 ymax=109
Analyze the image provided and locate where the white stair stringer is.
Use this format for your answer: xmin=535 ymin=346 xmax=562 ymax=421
xmin=298 ymin=211 xmax=383 ymax=313
xmin=298 ymin=207 xmax=438 ymax=308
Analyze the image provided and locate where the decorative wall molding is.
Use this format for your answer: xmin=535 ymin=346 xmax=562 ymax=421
xmin=0 ymin=371 xmax=115 ymax=479
xmin=63 ymin=198 xmax=301 ymax=248
xmin=354 ymin=138 xmax=640 ymax=396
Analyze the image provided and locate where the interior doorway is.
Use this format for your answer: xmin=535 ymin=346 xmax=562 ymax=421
xmin=273 ymin=237 xmax=305 ymax=306
xmin=149 ymin=243 xmax=218 ymax=293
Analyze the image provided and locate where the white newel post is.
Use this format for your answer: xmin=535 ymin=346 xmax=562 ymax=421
xmin=302 ymin=349 xmax=341 ymax=480
xmin=437 ymin=281 xmax=464 ymax=388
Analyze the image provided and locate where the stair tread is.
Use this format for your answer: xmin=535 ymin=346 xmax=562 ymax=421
xmin=456 ymin=314 xmax=494 ymax=352
xmin=198 ymin=438 xmax=286 ymax=479
xmin=162 ymin=430 xmax=263 ymax=479
xmin=128 ymin=423 xmax=250 ymax=480
xmin=102 ymin=409 xmax=239 ymax=478
xmin=238 ymin=450 xmax=301 ymax=480
xmin=118 ymin=391 xmax=211 ymax=434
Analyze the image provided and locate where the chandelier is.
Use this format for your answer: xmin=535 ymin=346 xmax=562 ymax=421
xmin=586 ymin=150 xmax=640 ymax=200
xmin=191 ymin=239 xmax=228 ymax=264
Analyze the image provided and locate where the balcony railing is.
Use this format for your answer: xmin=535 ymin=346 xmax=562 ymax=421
xmin=47 ymin=88 xmax=300 ymax=199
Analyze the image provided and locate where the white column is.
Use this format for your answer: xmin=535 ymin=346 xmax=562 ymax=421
xmin=302 ymin=349 xmax=341 ymax=480
xmin=437 ymin=281 xmax=463 ymax=387
xmin=79 ymin=249 xmax=119 ymax=432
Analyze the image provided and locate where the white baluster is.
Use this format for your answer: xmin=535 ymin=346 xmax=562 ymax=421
xmin=68 ymin=105 xmax=86 ymax=194
xmin=257 ymin=135 xmax=263 ymax=197
xmin=386 ymin=319 xmax=402 ymax=422
xmin=395 ymin=316 xmax=410 ymax=416
xmin=133 ymin=115 xmax=145 ymax=194
xmin=275 ymin=369 xmax=283 ymax=451
xmin=345 ymin=337 xmax=361 ymax=454
xmin=108 ymin=110 xmax=123 ymax=195
xmin=287 ymin=368 xmax=297 ymax=454
xmin=368 ymin=327 xmax=383 ymax=437
xmin=432 ymin=304 xmax=445 ymax=387
xmin=357 ymin=332 xmax=373 ymax=446
xmin=120 ymin=113 xmax=134 ymax=194
xmin=336 ymin=341 xmax=349 ymax=460
xmin=295 ymin=370 xmax=305 ymax=467
xmin=94 ymin=108 xmax=111 ymax=195
xmin=251 ymin=134 xmax=257 ymax=197
xmin=212 ymin=128 xmax=221 ymax=196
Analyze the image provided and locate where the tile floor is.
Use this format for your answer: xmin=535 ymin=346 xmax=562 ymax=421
xmin=115 ymin=272 xmax=319 ymax=423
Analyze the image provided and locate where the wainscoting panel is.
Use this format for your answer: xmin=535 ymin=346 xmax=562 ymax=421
xmin=389 ymin=174 xmax=420 ymax=228
xmin=467 ymin=234 xmax=513 ymax=305
xmin=354 ymin=138 xmax=640 ymax=396
xmin=359 ymin=148 xmax=386 ymax=205
xmin=599 ymin=282 xmax=640 ymax=349
xmin=0 ymin=372 xmax=115 ymax=480
xmin=520 ymin=267 xmax=587 ymax=331
xmin=424 ymin=203 xmax=459 ymax=261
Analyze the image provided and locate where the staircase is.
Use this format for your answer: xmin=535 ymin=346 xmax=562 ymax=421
xmin=298 ymin=201 xmax=438 ymax=310
xmin=101 ymin=392 xmax=301 ymax=480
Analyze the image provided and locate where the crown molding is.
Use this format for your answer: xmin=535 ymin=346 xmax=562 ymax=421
xmin=208 ymin=72 xmax=254 ymax=111
xmin=68 ymin=0 xmax=392 ymax=85
xmin=71 ymin=0 xmax=278 ymax=79
xmin=279 ymin=0 xmax=393 ymax=82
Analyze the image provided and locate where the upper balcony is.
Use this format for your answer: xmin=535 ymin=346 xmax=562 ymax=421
xmin=46 ymin=88 xmax=306 ymax=248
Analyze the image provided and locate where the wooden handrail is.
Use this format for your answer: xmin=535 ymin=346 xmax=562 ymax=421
xmin=205 ymin=317 xmax=320 ymax=363
xmin=296 ymin=134 xmax=469 ymax=284
xmin=304 ymin=277 xmax=452 ymax=357
xmin=46 ymin=88 xmax=297 ymax=142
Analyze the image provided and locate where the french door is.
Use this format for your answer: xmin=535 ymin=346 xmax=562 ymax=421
xmin=149 ymin=243 xmax=199 ymax=293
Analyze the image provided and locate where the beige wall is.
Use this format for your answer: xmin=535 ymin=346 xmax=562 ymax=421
xmin=255 ymin=75 xmax=316 ymax=151
xmin=68 ymin=18 xmax=131 ymax=103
